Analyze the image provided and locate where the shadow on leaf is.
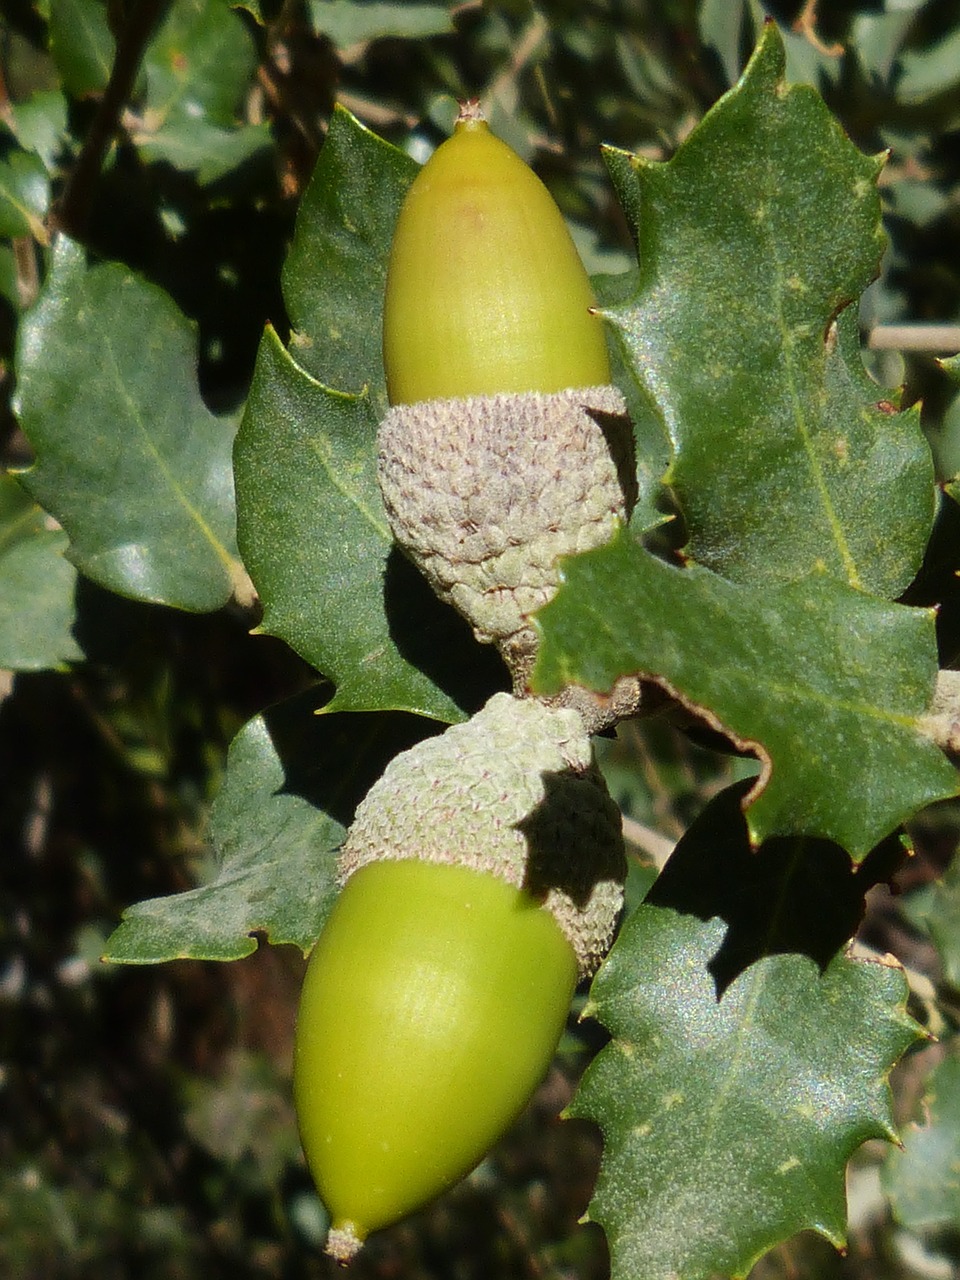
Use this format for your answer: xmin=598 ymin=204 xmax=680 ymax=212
xmin=262 ymin=687 xmax=442 ymax=828
xmin=645 ymin=778 xmax=907 ymax=997
xmin=383 ymin=545 xmax=510 ymax=714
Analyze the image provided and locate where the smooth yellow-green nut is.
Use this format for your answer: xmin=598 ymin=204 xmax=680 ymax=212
xmin=293 ymin=694 xmax=625 ymax=1261
xmin=377 ymin=109 xmax=638 ymax=727
xmin=383 ymin=103 xmax=610 ymax=405
xmin=294 ymin=859 xmax=578 ymax=1263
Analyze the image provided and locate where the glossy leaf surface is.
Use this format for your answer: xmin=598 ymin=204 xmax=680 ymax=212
xmin=15 ymin=238 xmax=242 ymax=612
xmin=573 ymin=904 xmax=920 ymax=1280
xmin=234 ymin=328 xmax=505 ymax=718
xmin=602 ymin=22 xmax=934 ymax=594
xmin=532 ymin=530 xmax=956 ymax=857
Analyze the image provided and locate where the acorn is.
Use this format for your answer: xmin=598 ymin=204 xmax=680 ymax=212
xmin=293 ymin=692 xmax=626 ymax=1262
xmin=378 ymin=104 xmax=640 ymax=731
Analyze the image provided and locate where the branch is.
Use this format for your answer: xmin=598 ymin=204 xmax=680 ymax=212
xmin=52 ymin=0 xmax=171 ymax=240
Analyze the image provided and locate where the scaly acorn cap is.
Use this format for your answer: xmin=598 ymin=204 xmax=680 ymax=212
xmin=378 ymin=106 xmax=639 ymax=730
xmin=338 ymin=692 xmax=626 ymax=978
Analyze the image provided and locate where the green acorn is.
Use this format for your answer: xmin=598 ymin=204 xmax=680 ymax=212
xmin=378 ymin=104 xmax=639 ymax=731
xmin=293 ymin=693 xmax=625 ymax=1262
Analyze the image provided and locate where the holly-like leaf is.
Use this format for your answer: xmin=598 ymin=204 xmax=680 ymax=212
xmin=571 ymin=904 xmax=921 ymax=1280
xmin=281 ymin=105 xmax=416 ymax=412
xmin=647 ymin=778 xmax=907 ymax=992
xmin=14 ymin=237 xmax=242 ymax=612
xmin=234 ymin=327 xmax=505 ymax=718
xmin=532 ymin=530 xmax=957 ymax=857
xmin=104 ymin=690 xmax=435 ymax=962
xmin=884 ymin=1050 xmax=960 ymax=1232
xmin=0 ymin=472 xmax=82 ymax=671
xmin=130 ymin=0 xmax=271 ymax=181
xmin=0 ymin=149 xmax=50 ymax=243
xmin=602 ymin=21 xmax=934 ymax=593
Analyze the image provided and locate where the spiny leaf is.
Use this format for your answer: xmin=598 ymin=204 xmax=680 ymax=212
xmin=233 ymin=328 xmax=505 ymax=718
xmin=104 ymin=690 xmax=434 ymax=963
xmin=572 ymin=904 xmax=921 ymax=1280
xmin=281 ymin=104 xmax=417 ymax=412
xmin=532 ymin=529 xmax=957 ymax=856
xmin=14 ymin=237 xmax=241 ymax=612
xmin=602 ymin=21 xmax=934 ymax=593
xmin=0 ymin=472 xmax=81 ymax=671
xmin=646 ymin=778 xmax=907 ymax=992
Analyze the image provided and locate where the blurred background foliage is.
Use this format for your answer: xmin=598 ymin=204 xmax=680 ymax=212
xmin=6 ymin=0 xmax=960 ymax=1276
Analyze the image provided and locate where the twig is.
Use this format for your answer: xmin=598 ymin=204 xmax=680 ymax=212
xmin=867 ymin=325 xmax=960 ymax=354
xmin=52 ymin=0 xmax=170 ymax=239
xmin=621 ymin=815 xmax=675 ymax=869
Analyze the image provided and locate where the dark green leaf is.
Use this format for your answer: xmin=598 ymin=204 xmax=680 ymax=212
xmin=308 ymin=0 xmax=454 ymax=46
xmin=884 ymin=1050 xmax=960 ymax=1232
xmin=0 ymin=472 xmax=82 ymax=670
xmin=234 ymin=327 xmax=505 ymax=717
xmin=532 ymin=530 xmax=957 ymax=856
xmin=572 ymin=904 xmax=921 ymax=1280
xmin=281 ymin=105 xmax=416 ymax=412
xmin=594 ymin=268 xmax=671 ymax=534
xmin=603 ymin=22 xmax=934 ymax=594
xmin=647 ymin=778 xmax=908 ymax=992
xmin=104 ymin=690 xmax=435 ymax=962
xmin=48 ymin=0 xmax=114 ymax=98
xmin=0 ymin=149 xmax=50 ymax=242
xmin=15 ymin=237 xmax=241 ymax=612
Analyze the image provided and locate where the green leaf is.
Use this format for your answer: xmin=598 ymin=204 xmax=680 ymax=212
xmin=14 ymin=237 xmax=241 ymax=612
xmin=234 ymin=327 xmax=504 ymax=718
xmin=132 ymin=0 xmax=270 ymax=179
xmin=532 ymin=530 xmax=957 ymax=857
xmin=884 ymin=1050 xmax=960 ymax=1232
xmin=7 ymin=90 xmax=69 ymax=173
xmin=0 ymin=472 xmax=82 ymax=671
xmin=0 ymin=149 xmax=50 ymax=243
xmin=603 ymin=22 xmax=934 ymax=594
xmin=143 ymin=0 xmax=257 ymax=126
xmin=646 ymin=778 xmax=907 ymax=992
xmin=571 ymin=904 xmax=921 ymax=1280
xmin=594 ymin=267 xmax=672 ymax=533
xmin=104 ymin=690 xmax=435 ymax=962
xmin=281 ymin=105 xmax=417 ymax=412
xmin=48 ymin=0 xmax=114 ymax=98
xmin=132 ymin=118 xmax=272 ymax=185
xmin=308 ymin=0 xmax=454 ymax=46
xmin=897 ymin=25 xmax=960 ymax=103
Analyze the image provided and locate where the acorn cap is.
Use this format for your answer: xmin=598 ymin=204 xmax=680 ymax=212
xmin=377 ymin=383 xmax=636 ymax=693
xmin=338 ymin=692 xmax=626 ymax=978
